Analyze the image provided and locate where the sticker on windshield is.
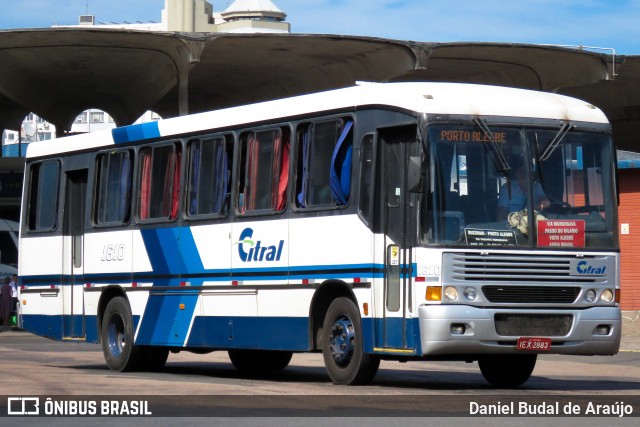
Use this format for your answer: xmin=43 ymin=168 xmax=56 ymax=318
xmin=465 ymin=229 xmax=517 ymax=246
xmin=537 ymin=220 xmax=585 ymax=248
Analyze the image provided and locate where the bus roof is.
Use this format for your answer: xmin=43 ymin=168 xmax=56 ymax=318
xmin=25 ymin=82 xmax=609 ymax=159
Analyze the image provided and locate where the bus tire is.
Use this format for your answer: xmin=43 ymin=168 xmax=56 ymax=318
xmin=478 ymin=354 xmax=537 ymax=388
xmin=101 ymin=296 xmax=142 ymax=372
xmin=322 ymin=297 xmax=379 ymax=385
xmin=228 ymin=350 xmax=293 ymax=373
xmin=139 ymin=346 xmax=169 ymax=372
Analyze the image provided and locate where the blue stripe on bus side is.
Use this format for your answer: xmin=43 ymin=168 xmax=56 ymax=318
xmin=178 ymin=227 xmax=208 ymax=272
xmin=369 ymin=317 xmax=422 ymax=355
xmin=111 ymin=122 xmax=161 ymax=144
xmin=135 ymin=292 xmax=200 ymax=346
xmin=140 ymin=227 xmax=205 ymax=275
xmin=186 ymin=316 xmax=310 ymax=350
xmin=21 ymin=314 xmax=421 ymax=354
xmin=135 ymin=228 xmax=205 ymax=345
xmin=19 ymin=262 xmax=386 ymax=282
xmin=20 ymin=314 xmax=103 ymax=343
xmin=19 ymin=264 xmax=388 ymax=286
xmin=140 ymin=229 xmax=172 ymax=275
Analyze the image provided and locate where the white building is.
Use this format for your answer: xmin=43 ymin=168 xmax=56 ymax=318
xmin=55 ymin=0 xmax=290 ymax=34
xmin=2 ymin=111 xmax=160 ymax=156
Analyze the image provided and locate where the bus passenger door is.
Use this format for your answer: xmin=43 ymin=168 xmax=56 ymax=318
xmin=380 ymin=127 xmax=417 ymax=351
xmin=62 ymin=169 xmax=88 ymax=339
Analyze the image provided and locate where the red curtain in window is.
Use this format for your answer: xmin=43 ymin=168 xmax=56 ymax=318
xmin=276 ymin=134 xmax=289 ymax=211
xmin=161 ymin=152 xmax=174 ymax=217
xmin=171 ymin=150 xmax=181 ymax=219
xmin=139 ymin=151 xmax=151 ymax=219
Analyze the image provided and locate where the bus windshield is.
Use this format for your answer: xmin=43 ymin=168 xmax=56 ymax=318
xmin=422 ymin=124 xmax=617 ymax=249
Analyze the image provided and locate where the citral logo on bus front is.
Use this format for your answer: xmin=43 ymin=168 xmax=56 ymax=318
xmin=575 ymin=260 xmax=607 ymax=275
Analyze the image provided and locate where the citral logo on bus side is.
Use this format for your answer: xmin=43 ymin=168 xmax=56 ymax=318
xmin=236 ymin=227 xmax=285 ymax=262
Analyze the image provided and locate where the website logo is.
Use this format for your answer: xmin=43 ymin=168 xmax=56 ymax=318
xmin=7 ymin=397 xmax=40 ymax=415
xmin=236 ymin=228 xmax=284 ymax=262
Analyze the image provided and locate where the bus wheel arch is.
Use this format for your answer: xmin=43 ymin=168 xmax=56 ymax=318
xmin=309 ymin=280 xmax=357 ymax=351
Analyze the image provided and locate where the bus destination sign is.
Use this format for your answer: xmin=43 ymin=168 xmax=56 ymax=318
xmin=537 ymin=220 xmax=585 ymax=248
xmin=439 ymin=130 xmax=508 ymax=143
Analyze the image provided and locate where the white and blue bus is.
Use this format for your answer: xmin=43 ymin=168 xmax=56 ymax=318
xmin=18 ymin=82 xmax=620 ymax=387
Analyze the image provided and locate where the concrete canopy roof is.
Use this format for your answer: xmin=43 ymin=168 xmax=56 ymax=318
xmin=0 ymin=29 xmax=638 ymax=150
xmin=0 ymin=28 xmax=202 ymax=132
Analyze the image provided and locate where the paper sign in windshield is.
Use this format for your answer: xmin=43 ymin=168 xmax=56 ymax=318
xmin=465 ymin=229 xmax=517 ymax=246
xmin=537 ymin=220 xmax=585 ymax=248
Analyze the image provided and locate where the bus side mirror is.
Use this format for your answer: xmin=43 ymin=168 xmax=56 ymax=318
xmin=408 ymin=156 xmax=422 ymax=193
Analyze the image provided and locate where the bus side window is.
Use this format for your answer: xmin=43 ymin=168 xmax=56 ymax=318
xmin=95 ymin=150 xmax=132 ymax=225
xmin=238 ymin=128 xmax=289 ymax=214
xmin=186 ymin=136 xmax=232 ymax=217
xmin=138 ymin=143 xmax=181 ymax=221
xmin=27 ymin=160 xmax=60 ymax=231
xmin=295 ymin=118 xmax=353 ymax=208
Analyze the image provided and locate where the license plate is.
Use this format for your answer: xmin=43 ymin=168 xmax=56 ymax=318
xmin=516 ymin=337 xmax=552 ymax=351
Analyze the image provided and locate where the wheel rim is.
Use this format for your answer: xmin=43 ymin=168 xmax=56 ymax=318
xmin=328 ymin=315 xmax=355 ymax=366
xmin=107 ymin=313 xmax=126 ymax=358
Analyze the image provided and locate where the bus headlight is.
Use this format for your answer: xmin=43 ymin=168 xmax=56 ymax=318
xmin=463 ymin=287 xmax=477 ymax=301
xmin=443 ymin=286 xmax=458 ymax=301
xmin=584 ymin=289 xmax=597 ymax=303
xmin=600 ymin=289 xmax=614 ymax=303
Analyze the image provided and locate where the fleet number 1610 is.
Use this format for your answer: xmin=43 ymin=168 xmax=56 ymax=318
xmin=101 ymin=244 xmax=125 ymax=262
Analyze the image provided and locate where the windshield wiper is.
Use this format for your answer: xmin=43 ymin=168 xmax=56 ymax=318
xmin=540 ymin=122 xmax=573 ymax=162
xmin=473 ymin=117 xmax=510 ymax=172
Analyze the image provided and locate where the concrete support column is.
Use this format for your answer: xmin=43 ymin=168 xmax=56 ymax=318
xmin=177 ymin=38 xmax=206 ymax=116
xmin=54 ymin=122 xmax=68 ymax=137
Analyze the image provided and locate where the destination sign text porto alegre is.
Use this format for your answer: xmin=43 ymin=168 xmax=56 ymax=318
xmin=440 ymin=130 xmax=508 ymax=143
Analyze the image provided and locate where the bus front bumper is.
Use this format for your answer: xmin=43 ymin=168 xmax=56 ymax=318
xmin=418 ymin=305 xmax=621 ymax=356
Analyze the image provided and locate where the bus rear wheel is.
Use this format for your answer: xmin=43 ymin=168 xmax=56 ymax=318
xmin=138 ymin=346 xmax=170 ymax=372
xmin=101 ymin=296 xmax=143 ymax=372
xmin=478 ymin=354 xmax=537 ymax=388
xmin=321 ymin=297 xmax=379 ymax=385
xmin=228 ymin=349 xmax=293 ymax=373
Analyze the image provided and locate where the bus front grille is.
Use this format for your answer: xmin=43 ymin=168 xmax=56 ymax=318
xmin=443 ymin=252 xmax=606 ymax=284
xmin=494 ymin=313 xmax=573 ymax=336
xmin=482 ymin=285 xmax=580 ymax=303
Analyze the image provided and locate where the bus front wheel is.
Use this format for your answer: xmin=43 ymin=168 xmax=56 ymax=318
xmin=321 ymin=297 xmax=379 ymax=385
xmin=101 ymin=296 xmax=142 ymax=372
xmin=478 ymin=354 xmax=537 ymax=388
